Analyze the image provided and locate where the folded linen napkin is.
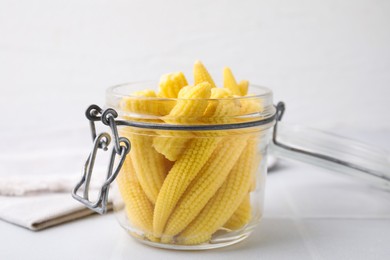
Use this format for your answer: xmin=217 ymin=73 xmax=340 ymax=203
xmin=0 ymin=126 xmax=114 ymax=231
xmin=0 ymin=174 xmax=112 ymax=231
xmin=0 ymin=174 xmax=85 ymax=196
xmin=0 ymin=193 xmax=97 ymax=231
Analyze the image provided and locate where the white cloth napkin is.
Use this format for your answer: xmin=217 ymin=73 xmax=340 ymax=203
xmin=0 ymin=193 xmax=96 ymax=231
xmin=0 ymin=173 xmax=110 ymax=231
xmin=0 ymin=174 xmax=83 ymax=196
xmin=0 ymin=126 xmax=114 ymax=231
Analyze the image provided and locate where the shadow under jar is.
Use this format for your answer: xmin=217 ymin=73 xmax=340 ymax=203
xmin=105 ymin=82 xmax=276 ymax=250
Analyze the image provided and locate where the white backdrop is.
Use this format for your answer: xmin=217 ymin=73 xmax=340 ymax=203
xmin=0 ymin=0 xmax=389 ymax=135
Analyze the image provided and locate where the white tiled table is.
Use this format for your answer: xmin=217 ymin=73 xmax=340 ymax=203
xmin=1 ymin=155 xmax=389 ymax=260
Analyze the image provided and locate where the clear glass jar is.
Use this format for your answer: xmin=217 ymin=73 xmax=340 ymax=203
xmin=72 ymin=81 xmax=390 ymax=251
xmin=105 ymin=82 xmax=276 ymax=250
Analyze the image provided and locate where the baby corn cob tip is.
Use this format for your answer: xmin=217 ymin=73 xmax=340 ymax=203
xmin=163 ymin=82 xmax=212 ymax=124
xmin=194 ymin=60 xmax=216 ymax=88
xmin=203 ymin=88 xmax=233 ymax=117
xmin=154 ymin=82 xmax=212 ymax=161
xmin=177 ymin=85 xmax=193 ymax=98
xmin=238 ymin=80 xmax=249 ymax=96
xmin=203 ymin=88 xmax=241 ymax=123
xmin=223 ymin=67 xmax=241 ymax=96
xmin=120 ymin=89 xmax=174 ymax=117
xmin=159 ymin=72 xmax=188 ymax=98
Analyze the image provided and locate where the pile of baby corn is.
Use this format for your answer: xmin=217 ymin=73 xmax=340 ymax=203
xmin=116 ymin=61 xmax=262 ymax=245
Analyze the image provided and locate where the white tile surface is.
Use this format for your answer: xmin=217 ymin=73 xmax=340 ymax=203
xmin=304 ymin=219 xmax=390 ymax=260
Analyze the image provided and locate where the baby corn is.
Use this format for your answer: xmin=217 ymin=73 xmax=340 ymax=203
xmin=203 ymin=88 xmax=241 ymax=124
xmin=223 ymin=194 xmax=251 ymax=230
xmin=164 ymin=82 xmax=212 ymax=124
xmin=177 ymin=138 xmax=256 ymax=245
xmin=160 ymin=88 xmax=244 ymax=241
xmin=153 ymin=132 xmax=194 ymax=162
xmin=153 ymin=82 xmax=212 ymax=161
xmin=161 ymin=136 xmax=248 ymax=242
xmin=158 ymin=72 xmax=188 ymax=98
xmin=120 ymin=89 xmax=174 ymax=120
xmin=128 ymin=132 xmax=168 ymax=204
xmin=238 ymin=80 xmax=249 ymax=96
xmin=153 ymin=137 xmax=221 ymax=237
xmin=194 ymin=60 xmax=216 ymax=88
xmin=240 ymin=97 xmax=263 ymax=115
xmin=116 ymin=157 xmax=154 ymax=234
xmin=223 ymin=67 xmax=242 ymax=95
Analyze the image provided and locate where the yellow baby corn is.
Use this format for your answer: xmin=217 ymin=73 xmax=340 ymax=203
xmin=223 ymin=67 xmax=241 ymax=95
xmin=240 ymin=97 xmax=263 ymax=115
xmin=133 ymin=89 xmax=156 ymax=97
xmin=238 ymin=80 xmax=249 ymax=96
xmin=203 ymin=88 xmax=232 ymax=117
xmin=158 ymin=72 xmax=188 ymax=98
xmin=223 ymin=194 xmax=251 ymax=230
xmin=249 ymin=141 xmax=262 ymax=192
xmin=153 ymin=137 xmax=221 ymax=237
xmin=121 ymin=89 xmax=157 ymax=115
xmin=128 ymin=132 xmax=168 ymax=204
xmin=194 ymin=60 xmax=216 ymax=88
xmin=231 ymin=133 xmax=261 ymax=192
xmin=163 ymin=82 xmax=212 ymax=123
xmin=177 ymin=138 xmax=256 ymax=245
xmin=153 ymin=133 xmax=194 ymax=162
xmin=203 ymin=88 xmax=241 ymax=124
xmin=161 ymin=136 xmax=248 ymax=242
xmin=120 ymin=89 xmax=174 ymax=118
xmin=153 ymin=82 xmax=212 ymax=161
xmin=116 ymin=157 xmax=154 ymax=234
xmin=159 ymin=90 xmax=244 ymax=242
xmin=211 ymin=88 xmax=232 ymax=98
xmin=177 ymin=85 xmax=193 ymax=98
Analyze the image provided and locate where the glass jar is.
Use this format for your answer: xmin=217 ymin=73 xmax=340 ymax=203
xmin=105 ymin=82 xmax=275 ymax=249
xmin=72 ymin=81 xmax=390 ymax=251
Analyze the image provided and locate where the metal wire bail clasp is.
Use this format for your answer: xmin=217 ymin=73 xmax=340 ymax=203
xmin=72 ymin=105 xmax=131 ymax=214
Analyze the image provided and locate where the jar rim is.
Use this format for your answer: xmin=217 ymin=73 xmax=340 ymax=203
xmin=105 ymin=81 xmax=276 ymax=127
xmin=106 ymin=81 xmax=273 ymax=101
